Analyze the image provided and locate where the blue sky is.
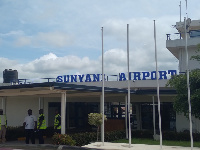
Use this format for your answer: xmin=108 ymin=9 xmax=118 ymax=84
xmin=0 ymin=0 xmax=199 ymax=82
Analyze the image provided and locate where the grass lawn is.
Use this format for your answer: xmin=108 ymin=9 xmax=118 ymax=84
xmin=113 ymin=138 xmax=200 ymax=147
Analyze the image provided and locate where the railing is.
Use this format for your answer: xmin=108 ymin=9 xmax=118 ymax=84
xmin=166 ymin=30 xmax=200 ymax=40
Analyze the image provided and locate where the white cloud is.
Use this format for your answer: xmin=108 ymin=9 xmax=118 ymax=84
xmin=0 ymin=47 xmax=178 ymax=83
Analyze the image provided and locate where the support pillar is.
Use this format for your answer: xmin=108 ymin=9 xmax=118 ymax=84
xmin=61 ymin=92 xmax=66 ymax=134
xmin=39 ymin=97 xmax=44 ymax=110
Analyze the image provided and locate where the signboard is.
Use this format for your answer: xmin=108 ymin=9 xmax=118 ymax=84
xmin=56 ymin=70 xmax=177 ymax=83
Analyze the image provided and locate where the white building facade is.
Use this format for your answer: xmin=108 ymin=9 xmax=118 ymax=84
xmin=0 ymin=19 xmax=199 ymax=134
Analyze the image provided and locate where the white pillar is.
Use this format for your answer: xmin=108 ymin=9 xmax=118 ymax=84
xmin=38 ymin=97 xmax=44 ymax=110
xmin=61 ymin=92 xmax=66 ymax=134
xmin=125 ymin=95 xmax=128 ymax=139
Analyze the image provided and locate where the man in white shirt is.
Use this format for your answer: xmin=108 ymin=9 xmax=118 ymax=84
xmin=23 ymin=109 xmax=37 ymax=144
xmin=0 ymin=109 xmax=7 ymax=143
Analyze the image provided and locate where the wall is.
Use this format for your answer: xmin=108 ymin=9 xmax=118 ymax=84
xmin=179 ymin=47 xmax=200 ymax=72
xmin=176 ymin=113 xmax=200 ymax=133
xmin=1 ymin=96 xmax=61 ymax=127
xmin=6 ymin=96 xmax=39 ymax=127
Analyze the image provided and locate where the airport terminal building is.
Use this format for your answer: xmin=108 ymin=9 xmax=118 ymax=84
xmin=0 ymin=18 xmax=200 ymax=133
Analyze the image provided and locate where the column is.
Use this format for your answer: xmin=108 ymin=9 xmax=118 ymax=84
xmin=38 ymin=97 xmax=44 ymax=110
xmin=61 ymin=92 xmax=66 ymax=134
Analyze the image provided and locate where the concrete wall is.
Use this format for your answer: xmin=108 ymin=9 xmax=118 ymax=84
xmin=0 ymin=96 xmax=61 ymax=127
xmin=6 ymin=96 xmax=39 ymax=127
xmin=179 ymin=47 xmax=200 ymax=72
xmin=176 ymin=113 xmax=200 ymax=133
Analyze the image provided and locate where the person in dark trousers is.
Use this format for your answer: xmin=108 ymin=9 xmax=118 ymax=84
xmin=37 ymin=109 xmax=46 ymax=144
xmin=54 ymin=109 xmax=61 ymax=133
xmin=23 ymin=109 xmax=37 ymax=144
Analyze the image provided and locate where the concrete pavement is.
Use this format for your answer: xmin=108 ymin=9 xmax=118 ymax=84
xmin=82 ymin=142 xmax=200 ymax=150
xmin=1 ymin=139 xmax=200 ymax=150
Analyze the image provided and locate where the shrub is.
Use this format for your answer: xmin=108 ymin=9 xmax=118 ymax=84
xmin=105 ymin=130 xmax=126 ymax=141
xmin=71 ymin=132 xmax=96 ymax=146
xmin=162 ymin=131 xmax=200 ymax=141
xmin=52 ymin=133 xmax=76 ymax=146
xmin=71 ymin=130 xmax=125 ymax=146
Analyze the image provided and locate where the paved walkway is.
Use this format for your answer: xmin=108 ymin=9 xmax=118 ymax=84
xmin=0 ymin=139 xmax=199 ymax=150
xmin=82 ymin=142 xmax=200 ymax=150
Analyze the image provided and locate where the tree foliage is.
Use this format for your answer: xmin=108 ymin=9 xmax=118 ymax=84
xmin=88 ymin=113 xmax=107 ymax=127
xmin=88 ymin=113 xmax=107 ymax=141
xmin=167 ymin=69 xmax=200 ymax=119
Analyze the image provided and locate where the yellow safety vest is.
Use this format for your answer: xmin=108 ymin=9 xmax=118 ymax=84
xmin=37 ymin=114 xmax=46 ymax=129
xmin=54 ymin=114 xmax=61 ymax=129
xmin=0 ymin=115 xmax=7 ymax=130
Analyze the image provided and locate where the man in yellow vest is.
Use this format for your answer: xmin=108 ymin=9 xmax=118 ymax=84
xmin=0 ymin=109 xmax=7 ymax=143
xmin=54 ymin=109 xmax=61 ymax=133
xmin=37 ymin=109 xmax=46 ymax=144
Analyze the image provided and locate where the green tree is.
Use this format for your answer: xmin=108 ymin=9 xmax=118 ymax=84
xmin=167 ymin=69 xmax=200 ymax=119
xmin=88 ymin=113 xmax=107 ymax=141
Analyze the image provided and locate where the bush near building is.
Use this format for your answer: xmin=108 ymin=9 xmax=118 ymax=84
xmin=5 ymin=127 xmax=200 ymax=146
xmin=52 ymin=133 xmax=76 ymax=146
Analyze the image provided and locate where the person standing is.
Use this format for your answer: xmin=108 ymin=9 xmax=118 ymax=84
xmin=23 ymin=109 xmax=37 ymax=144
xmin=0 ymin=109 xmax=7 ymax=143
xmin=54 ymin=109 xmax=61 ymax=133
xmin=37 ymin=109 xmax=46 ymax=144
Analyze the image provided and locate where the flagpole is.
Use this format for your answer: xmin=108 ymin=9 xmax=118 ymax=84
xmin=101 ymin=27 xmax=105 ymax=146
xmin=184 ymin=17 xmax=193 ymax=150
xmin=154 ymin=20 xmax=162 ymax=150
xmin=185 ymin=0 xmax=188 ymax=17
xmin=179 ymin=1 xmax=181 ymax=22
xmin=127 ymin=24 xmax=131 ymax=148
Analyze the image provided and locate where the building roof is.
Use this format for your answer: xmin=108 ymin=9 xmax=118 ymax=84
xmin=0 ymin=81 xmax=176 ymax=97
